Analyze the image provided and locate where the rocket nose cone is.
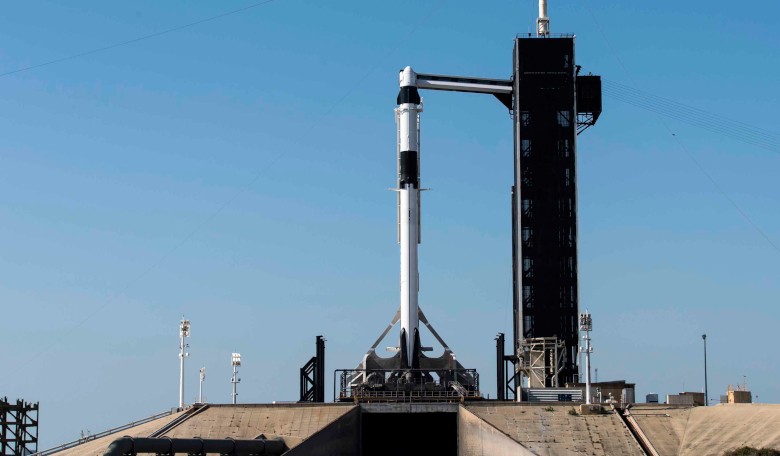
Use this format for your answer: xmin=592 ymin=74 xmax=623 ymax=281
xmin=399 ymin=66 xmax=417 ymax=88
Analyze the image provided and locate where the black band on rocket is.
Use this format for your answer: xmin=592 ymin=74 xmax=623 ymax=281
xmin=399 ymin=151 xmax=419 ymax=188
xmin=397 ymin=86 xmax=421 ymax=105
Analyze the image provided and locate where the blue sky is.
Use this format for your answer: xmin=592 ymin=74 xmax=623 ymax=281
xmin=1 ymin=0 xmax=778 ymax=448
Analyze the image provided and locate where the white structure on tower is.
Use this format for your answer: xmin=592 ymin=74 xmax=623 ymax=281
xmin=537 ymin=0 xmax=550 ymax=36
xmin=178 ymin=318 xmax=190 ymax=409
xmin=230 ymin=353 xmax=241 ymax=405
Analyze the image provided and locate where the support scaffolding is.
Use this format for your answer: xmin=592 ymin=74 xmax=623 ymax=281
xmin=299 ymin=336 xmax=326 ymax=403
xmin=1 ymin=398 xmax=38 ymax=456
xmin=519 ymin=337 xmax=567 ymax=388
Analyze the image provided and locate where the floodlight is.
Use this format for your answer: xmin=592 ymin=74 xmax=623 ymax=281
xmin=231 ymin=353 xmax=241 ymax=367
xmin=579 ymin=313 xmax=592 ymax=331
xmin=200 ymin=366 xmax=206 ymax=381
xmin=180 ymin=319 xmax=191 ymax=338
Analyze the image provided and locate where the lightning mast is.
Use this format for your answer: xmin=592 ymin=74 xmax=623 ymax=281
xmin=537 ymin=0 xmax=550 ymax=36
xmin=178 ymin=318 xmax=190 ymax=409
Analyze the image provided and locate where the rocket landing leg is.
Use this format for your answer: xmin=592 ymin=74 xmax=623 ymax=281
xmin=350 ymin=306 xmax=473 ymax=381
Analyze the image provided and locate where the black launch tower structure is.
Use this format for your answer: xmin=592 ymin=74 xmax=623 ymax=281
xmin=512 ymin=35 xmax=601 ymax=386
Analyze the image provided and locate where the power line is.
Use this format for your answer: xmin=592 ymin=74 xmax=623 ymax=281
xmin=604 ymin=90 xmax=780 ymax=153
xmin=603 ymin=87 xmax=780 ymax=148
xmin=0 ymin=0 xmax=278 ymax=78
xmin=602 ymin=80 xmax=780 ymax=141
xmin=601 ymin=82 xmax=780 ymax=151
xmin=0 ymin=0 xmax=448 ymax=385
xmin=581 ymin=0 xmax=780 ymax=254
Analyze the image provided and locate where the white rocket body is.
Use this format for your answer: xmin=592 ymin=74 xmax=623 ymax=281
xmin=396 ymin=66 xmax=421 ymax=366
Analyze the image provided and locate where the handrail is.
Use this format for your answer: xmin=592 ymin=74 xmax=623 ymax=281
xmin=30 ymin=410 xmax=174 ymax=456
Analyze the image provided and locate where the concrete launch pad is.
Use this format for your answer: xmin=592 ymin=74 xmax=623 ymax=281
xmin=626 ymin=403 xmax=780 ymax=456
xmin=48 ymin=402 xmax=780 ymax=455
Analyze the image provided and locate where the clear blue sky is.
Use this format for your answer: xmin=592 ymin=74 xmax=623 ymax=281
xmin=1 ymin=0 xmax=778 ymax=448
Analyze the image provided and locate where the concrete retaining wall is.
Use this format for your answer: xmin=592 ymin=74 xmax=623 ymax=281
xmin=458 ymin=407 xmax=536 ymax=456
xmin=284 ymin=407 xmax=360 ymax=456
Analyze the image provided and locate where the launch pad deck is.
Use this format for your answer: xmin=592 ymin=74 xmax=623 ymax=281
xmin=47 ymin=402 xmax=780 ymax=456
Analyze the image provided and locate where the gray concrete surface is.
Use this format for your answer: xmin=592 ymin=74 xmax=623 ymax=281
xmin=630 ymin=403 xmax=780 ymax=456
xmin=54 ymin=412 xmax=185 ymax=456
xmin=160 ymin=403 xmax=355 ymax=449
xmin=458 ymin=406 xmax=537 ymax=456
xmin=467 ymin=403 xmax=645 ymax=456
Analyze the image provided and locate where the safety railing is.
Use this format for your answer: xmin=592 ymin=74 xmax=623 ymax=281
xmin=516 ymin=32 xmax=575 ymax=39
xmin=335 ymin=368 xmax=480 ymax=402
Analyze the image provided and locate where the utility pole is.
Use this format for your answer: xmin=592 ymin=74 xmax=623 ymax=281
xmin=579 ymin=311 xmax=593 ymax=404
xmin=702 ymin=334 xmax=708 ymax=406
xmin=199 ymin=367 xmax=205 ymax=403
xmin=231 ymin=353 xmax=241 ymax=405
xmin=179 ymin=318 xmax=190 ymax=409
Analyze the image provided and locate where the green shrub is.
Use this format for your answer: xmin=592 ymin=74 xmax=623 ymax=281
xmin=725 ymin=448 xmax=780 ymax=456
xmin=568 ymin=408 xmax=578 ymax=416
xmin=543 ymin=406 xmax=555 ymax=412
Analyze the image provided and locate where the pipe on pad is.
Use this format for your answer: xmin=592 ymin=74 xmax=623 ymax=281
xmin=103 ymin=437 xmax=285 ymax=456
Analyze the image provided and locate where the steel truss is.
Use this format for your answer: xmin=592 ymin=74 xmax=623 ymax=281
xmin=1 ymin=397 xmax=38 ymax=456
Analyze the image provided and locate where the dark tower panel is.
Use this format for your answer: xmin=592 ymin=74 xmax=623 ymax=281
xmin=513 ymin=36 xmax=579 ymax=385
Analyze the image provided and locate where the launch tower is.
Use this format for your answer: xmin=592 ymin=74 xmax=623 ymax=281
xmin=345 ymin=0 xmax=601 ymax=399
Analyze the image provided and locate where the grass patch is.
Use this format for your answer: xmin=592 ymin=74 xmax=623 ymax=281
xmin=544 ymin=406 xmax=555 ymax=412
xmin=568 ymin=408 xmax=578 ymax=416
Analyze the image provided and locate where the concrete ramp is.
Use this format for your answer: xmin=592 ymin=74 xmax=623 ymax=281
xmin=54 ymin=412 xmax=185 ymax=456
xmin=458 ymin=406 xmax=537 ymax=456
xmin=630 ymin=404 xmax=780 ymax=456
xmin=624 ymin=405 xmax=690 ymax=456
xmin=159 ymin=404 xmax=356 ymax=450
xmin=466 ymin=403 xmax=644 ymax=456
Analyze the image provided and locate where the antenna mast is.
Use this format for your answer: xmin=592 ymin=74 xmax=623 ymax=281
xmin=178 ymin=318 xmax=190 ymax=409
xmin=199 ymin=367 xmax=206 ymax=403
xmin=579 ymin=310 xmax=593 ymax=404
xmin=537 ymin=0 xmax=550 ymax=36
xmin=231 ymin=353 xmax=241 ymax=405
